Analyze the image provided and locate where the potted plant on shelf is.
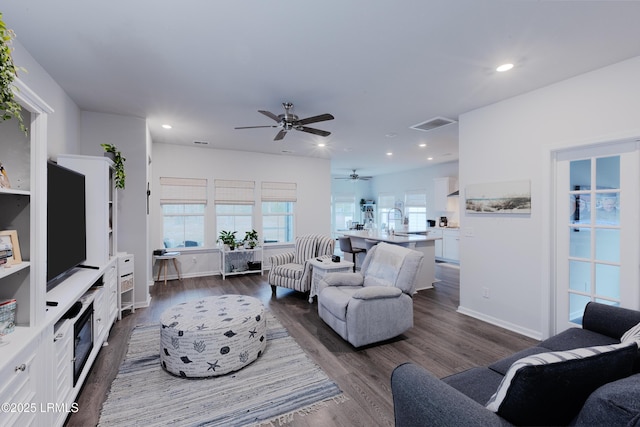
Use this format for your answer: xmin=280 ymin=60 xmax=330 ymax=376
xmin=100 ymin=143 xmax=126 ymax=189
xmin=0 ymin=13 xmax=27 ymax=135
xmin=217 ymin=230 xmax=237 ymax=250
xmin=243 ymin=229 xmax=259 ymax=249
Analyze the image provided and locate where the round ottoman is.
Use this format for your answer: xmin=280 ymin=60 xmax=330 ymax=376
xmin=160 ymin=295 xmax=267 ymax=378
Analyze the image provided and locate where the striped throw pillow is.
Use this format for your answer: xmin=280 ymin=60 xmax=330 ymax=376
xmin=486 ymin=341 xmax=637 ymax=425
xmin=621 ymin=321 xmax=640 ymax=345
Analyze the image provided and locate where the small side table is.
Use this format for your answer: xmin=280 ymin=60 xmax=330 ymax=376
xmin=308 ymin=257 xmax=354 ymax=303
xmin=154 ymin=251 xmax=181 ymax=285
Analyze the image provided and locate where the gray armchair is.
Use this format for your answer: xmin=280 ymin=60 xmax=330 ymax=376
xmin=268 ymin=234 xmax=335 ymax=295
xmin=317 ymin=242 xmax=424 ymax=347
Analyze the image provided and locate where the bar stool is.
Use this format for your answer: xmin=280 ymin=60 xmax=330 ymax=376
xmin=338 ymin=236 xmax=366 ymax=272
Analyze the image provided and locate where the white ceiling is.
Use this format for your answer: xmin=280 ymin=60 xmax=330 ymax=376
xmin=4 ymin=1 xmax=640 ymax=178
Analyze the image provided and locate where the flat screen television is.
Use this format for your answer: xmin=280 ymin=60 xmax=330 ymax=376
xmin=47 ymin=161 xmax=87 ymax=290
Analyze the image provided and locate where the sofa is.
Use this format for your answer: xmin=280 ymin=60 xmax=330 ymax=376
xmin=317 ymin=242 xmax=424 ymax=347
xmin=268 ymin=234 xmax=335 ymax=295
xmin=391 ymin=302 xmax=640 ymax=426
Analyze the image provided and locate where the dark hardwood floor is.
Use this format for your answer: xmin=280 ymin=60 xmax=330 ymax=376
xmin=66 ymin=264 xmax=538 ymax=426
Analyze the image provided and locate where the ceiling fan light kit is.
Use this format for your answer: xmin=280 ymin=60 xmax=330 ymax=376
xmin=235 ymin=102 xmax=334 ymax=141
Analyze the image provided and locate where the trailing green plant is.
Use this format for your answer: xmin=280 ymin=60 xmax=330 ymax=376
xmin=243 ymin=229 xmax=259 ymax=248
xmin=0 ymin=13 xmax=26 ymax=135
xmin=217 ymin=230 xmax=237 ymax=249
xmin=100 ymin=143 xmax=126 ymax=189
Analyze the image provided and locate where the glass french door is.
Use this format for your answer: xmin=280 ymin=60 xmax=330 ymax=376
xmin=555 ymin=141 xmax=639 ymax=332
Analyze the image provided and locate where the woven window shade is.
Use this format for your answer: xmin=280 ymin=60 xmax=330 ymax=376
xmin=378 ymin=193 xmax=395 ymax=209
xmin=214 ymin=179 xmax=255 ymax=205
xmin=262 ymin=182 xmax=297 ymax=202
xmin=333 ymin=193 xmax=355 ymax=203
xmin=160 ymin=177 xmax=207 ymax=204
xmin=405 ymin=190 xmax=426 ymax=207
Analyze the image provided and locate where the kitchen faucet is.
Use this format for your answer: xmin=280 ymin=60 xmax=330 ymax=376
xmin=386 ymin=208 xmax=403 ymax=232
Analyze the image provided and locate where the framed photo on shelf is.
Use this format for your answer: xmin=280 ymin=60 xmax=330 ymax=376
xmin=0 ymin=230 xmax=21 ymax=265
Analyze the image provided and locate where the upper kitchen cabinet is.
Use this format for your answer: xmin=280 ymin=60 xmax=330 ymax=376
xmin=434 ymin=177 xmax=458 ymax=212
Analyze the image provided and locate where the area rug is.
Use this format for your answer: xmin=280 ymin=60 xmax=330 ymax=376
xmin=98 ymin=312 xmax=345 ymax=427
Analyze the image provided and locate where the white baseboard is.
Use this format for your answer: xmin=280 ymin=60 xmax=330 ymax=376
xmin=457 ymin=305 xmax=542 ymax=341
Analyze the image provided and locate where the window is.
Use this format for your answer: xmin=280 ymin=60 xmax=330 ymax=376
xmin=262 ymin=182 xmax=296 ymax=244
xmin=160 ymin=177 xmax=207 ymax=248
xmin=214 ymin=179 xmax=255 ymax=241
xmin=162 ymin=204 xmax=205 ymax=248
xmin=333 ymin=194 xmax=356 ymax=232
xmin=262 ymin=202 xmax=294 ymax=243
xmin=405 ymin=190 xmax=427 ymax=230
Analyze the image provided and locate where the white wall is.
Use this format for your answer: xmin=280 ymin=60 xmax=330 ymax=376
xmin=11 ymin=40 xmax=80 ymax=157
xmin=79 ymin=111 xmax=151 ymax=307
xmin=150 ymin=142 xmax=331 ymax=278
xmin=459 ymin=56 xmax=640 ymax=339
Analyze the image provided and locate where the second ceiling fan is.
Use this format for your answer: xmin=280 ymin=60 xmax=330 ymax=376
xmin=235 ymin=102 xmax=334 ymax=141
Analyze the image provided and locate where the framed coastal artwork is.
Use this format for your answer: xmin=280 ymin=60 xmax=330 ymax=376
xmin=465 ymin=180 xmax=531 ymax=214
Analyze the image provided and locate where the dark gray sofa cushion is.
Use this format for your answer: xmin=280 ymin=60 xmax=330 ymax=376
xmin=539 ymin=327 xmax=618 ymax=351
xmin=443 ymin=367 xmax=504 ymax=405
xmin=572 ymin=373 xmax=640 ymax=426
xmin=487 ymin=343 xmax=638 ymax=426
xmin=583 ymin=303 xmax=640 ymax=340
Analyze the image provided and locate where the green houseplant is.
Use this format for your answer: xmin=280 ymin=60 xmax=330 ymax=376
xmin=100 ymin=143 xmax=126 ymax=189
xmin=0 ymin=13 xmax=26 ymax=135
xmin=243 ymin=229 xmax=259 ymax=249
xmin=217 ymin=230 xmax=237 ymax=250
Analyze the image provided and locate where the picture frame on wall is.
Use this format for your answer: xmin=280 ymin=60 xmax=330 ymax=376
xmin=465 ymin=180 xmax=531 ymax=214
xmin=0 ymin=230 xmax=22 ymax=265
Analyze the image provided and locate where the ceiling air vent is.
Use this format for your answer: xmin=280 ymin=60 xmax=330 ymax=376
xmin=410 ymin=116 xmax=456 ymax=132
xmin=193 ymin=141 xmax=209 ymax=145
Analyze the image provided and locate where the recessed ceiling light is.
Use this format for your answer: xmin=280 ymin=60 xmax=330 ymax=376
xmin=162 ymin=124 xmax=172 ymax=129
xmin=317 ymin=143 xmax=326 ymax=147
xmin=385 ymin=132 xmax=397 ymax=138
xmin=427 ymin=157 xmax=434 ymax=161
xmin=386 ymin=152 xmax=393 ymax=156
xmin=496 ymin=63 xmax=514 ymax=72
xmin=419 ymin=143 xmax=427 ymax=147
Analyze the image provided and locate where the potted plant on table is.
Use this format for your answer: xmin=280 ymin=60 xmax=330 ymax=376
xmin=217 ymin=230 xmax=237 ymax=250
xmin=100 ymin=143 xmax=126 ymax=189
xmin=243 ymin=229 xmax=259 ymax=249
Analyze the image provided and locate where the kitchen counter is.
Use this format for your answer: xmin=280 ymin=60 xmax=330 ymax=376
xmin=341 ymin=230 xmax=441 ymax=291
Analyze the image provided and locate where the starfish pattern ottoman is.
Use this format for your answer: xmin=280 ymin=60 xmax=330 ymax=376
xmin=160 ymin=295 xmax=267 ymax=377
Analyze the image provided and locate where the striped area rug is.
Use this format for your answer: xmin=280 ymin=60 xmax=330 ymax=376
xmin=98 ymin=313 xmax=345 ymax=426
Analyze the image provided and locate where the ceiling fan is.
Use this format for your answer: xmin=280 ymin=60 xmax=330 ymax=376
xmin=235 ymin=102 xmax=334 ymax=141
xmin=335 ymin=169 xmax=373 ymax=181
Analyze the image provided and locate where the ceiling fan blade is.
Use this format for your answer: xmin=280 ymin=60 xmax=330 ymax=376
xmin=274 ymin=129 xmax=287 ymax=141
xmin=258 ymin=110 xmax=281 ymax=122
xmin=298 ymin=126 xmax=331 ymax=137
xmin=297 ymin=113 xmax=334 ymax=126
xmin=235 ymin=125 xmax=278 ymax=129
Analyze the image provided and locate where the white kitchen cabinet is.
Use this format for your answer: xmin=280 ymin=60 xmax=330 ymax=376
xmin=433 ymin=177 xmax=458 ymax=213
xmin=443 ymin=229 xmax=460 ymax=261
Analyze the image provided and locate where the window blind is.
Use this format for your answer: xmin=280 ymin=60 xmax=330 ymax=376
xmin=378 ymin=193 xmax=395 ymax=209
xmin=261 ymin=181 xmax=297 ymax=202
xmin=333 ymin=193 xmax=356 ymax=203
xmin=405 ymin=190 xmax=427 ymax=207
xmin=160 ymin=177 xmax=207 ymax=204
xmin=214 ymin=179 xmax=255 ymax=205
